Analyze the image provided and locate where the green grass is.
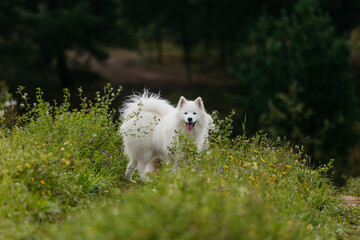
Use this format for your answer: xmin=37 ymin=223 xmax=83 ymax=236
xmin=0 ymin=85 xmax=359 ymax=239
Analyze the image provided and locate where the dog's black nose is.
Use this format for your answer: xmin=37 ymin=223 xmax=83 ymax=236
xmin=188 ymin=117 xmax=193 ymax=122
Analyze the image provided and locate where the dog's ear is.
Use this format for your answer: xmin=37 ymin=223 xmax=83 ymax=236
xmin=194 ymin=97 xmax=204 ymax=110
xmin=177 ymin=96 xmax=187 ymax=109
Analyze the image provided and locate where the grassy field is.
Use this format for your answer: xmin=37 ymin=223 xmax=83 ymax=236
xmin=0 ymin=85 xmax=359 ymax=239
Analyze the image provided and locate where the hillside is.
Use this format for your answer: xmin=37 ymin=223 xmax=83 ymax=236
xmin=0 ymin=86 xmax=359 ymax=239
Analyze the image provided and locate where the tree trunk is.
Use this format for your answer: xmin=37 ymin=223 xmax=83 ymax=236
xmin=56 ymin=53 xmax=73 ymax=89
xmin=219 ymin=37 xmax=227 ymax=65
xmin=181 ymin=27 xmax=193 ymax=88
xmin=155 ymin=27 xmax=164 ymax=64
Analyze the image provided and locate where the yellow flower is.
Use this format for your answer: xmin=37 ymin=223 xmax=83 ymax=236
xmin=295 ymin=178 xmax=298 ymax=181
xmin=285 ymin=164 xmax=291 ymax=169
xmin=283 ymin=172 xmax=287 ymax=175
xmin=16 ymin=165 xmax=22 ymax=170
xmin=223 ymin=165 xmax=229 ymax=169
xmin=61 ymin=147 xmax=65 ymax=151
xmin=48 ymin=190 xmax=51 ymax=195
xmin=243 ymin=164 xmax=247 ymax=168
xmin=221 ymin=148 xmax=225 ymax=152
xmin=65 ymin=161 xmax=70 ymax=166
xmin=260 ymin=159 xmax=265 ymax=162
xmin=306 ymin=188 xmax=310 ymax=192
xmin=300 ymin=194 xmax=303 ymax=197
xmin=268 ymin=163 xmax=274 ymax=167
xmin=189 ymin=148 xmax=194 ymax=152
xmin=220 ymin=179 xmax=226 ymax=185
xmin=249 ymin=176 xmax=255 ymax=181
xmin=40 ymin=180 xmax=45 ymax=185
xmin=25 ymin=163 xmax=31 ymax=168
xmin=31 ymin=177 xmax=35 ymax=182
xmin=306 ymin=224 xmax=312 ymax=231
xmin=254 ymin=150 xmax=257 ymax=153
xmin=229 ymin=155 xmax=233 ymax=159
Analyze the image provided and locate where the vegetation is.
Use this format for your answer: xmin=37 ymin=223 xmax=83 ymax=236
xmin=231 ymin=0 xmax=358 ymax=174
xmin=0 ymin=86 xmax=359 ymax=239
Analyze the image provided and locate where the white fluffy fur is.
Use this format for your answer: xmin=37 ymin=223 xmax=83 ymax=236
xmin=120 ymin=90 xmax=213 ymax=182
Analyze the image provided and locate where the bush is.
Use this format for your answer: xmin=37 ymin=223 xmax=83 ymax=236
xmin=0 ymin=84 xmax=126 ymax=238
xmin=231 ymin=0 xmax=358 ymax=170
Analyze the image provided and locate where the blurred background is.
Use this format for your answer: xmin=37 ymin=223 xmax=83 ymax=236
xmin=1 ymin=0 xmax=360 ymax=182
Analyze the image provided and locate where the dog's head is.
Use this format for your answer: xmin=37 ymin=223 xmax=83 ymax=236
xmin=177 ymin=96 xmax=207 ymax=132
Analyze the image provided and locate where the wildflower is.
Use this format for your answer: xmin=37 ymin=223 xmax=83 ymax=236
xmin=249 ymin=176 xmax=255 ymax=181
xmin=260 ymin=159 xmax=265 ymax=162
xmin=229 ymin=155 xmax=233 ymax=159
xmin=40 ymin=180 xmax=46 ymax=185
xmin=243 ymin=164 xmax=247 ymax=168
xmin=295 ymin=178 xmax=298 ymax=181
xmin=223 ymin=165 xmax=229 ymax=169
xmin=16 ymin=165 xmax=21 ymax=170
xmin=25 ymin=163 xmax=31 ymax=168
xmin=65 ymin=161 xmax=70 ymax=166
xmin=221 ymin=148 xmax=225 ymax=152
xmin=31 ymin=177 xmax=35 ymax=182
xmin=285 ymin=164 xmax=291 ymax=169
xmin=306 ymin=224 xmax=312 ymax=231
xmin=61 ymin=147 xmax=65 ymax=151
xmin=224 ymin=192 xmax=230 ymax=197
xmin=268 ymin=163 xmax=274 ymax=167
xmin=306 ymin=188 xmax=310 ymax=192
xmin=300 ymin=194 xmax=303 ymax=197
xmin=48 ymin=190 xmax=51 ymax=195
xmin=220 ymin=179 xmax=226 ymax=185
xmin=254 ymin=150 xmax=257 ymax=154
xmin=197 ymin=158 xmax=200 ymax=161
xmin=189 ymin=148 xmax=194 ymax=152
xmin=283 ymin=172 xmax=287 ymax=175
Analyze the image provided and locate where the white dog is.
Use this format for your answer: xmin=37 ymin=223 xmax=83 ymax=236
xmin=120 ymin=90 xmax=213 ymax=182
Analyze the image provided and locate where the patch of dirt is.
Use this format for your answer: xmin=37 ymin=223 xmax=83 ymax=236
xmin=70 ymin=49 xmax=235 ymax=93
xmin=340 ymin=195 xmax=360 ymax=207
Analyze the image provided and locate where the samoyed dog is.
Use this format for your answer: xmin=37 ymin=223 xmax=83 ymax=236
xmin=120 ymin=90 xmax=213 ymax=182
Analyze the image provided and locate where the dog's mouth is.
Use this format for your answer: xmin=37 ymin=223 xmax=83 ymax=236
xmin=185 ymin=122 xmax=196 ymax=132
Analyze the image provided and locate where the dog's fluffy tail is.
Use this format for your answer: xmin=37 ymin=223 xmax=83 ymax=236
xmin=120 ymin=89 xmax=174 ymax=118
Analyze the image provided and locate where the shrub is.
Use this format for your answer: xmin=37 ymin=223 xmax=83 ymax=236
xmin=0 ymin=84 xmax=126 ymax=238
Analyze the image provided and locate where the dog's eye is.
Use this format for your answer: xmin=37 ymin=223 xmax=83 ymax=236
xmin=193 ymin=112 xmax=197 ymax=115
xmin=184 ymin=112 xmax=188 ymax=114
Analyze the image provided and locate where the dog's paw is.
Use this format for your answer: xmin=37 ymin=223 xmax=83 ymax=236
xmin=126 ymin=178 xmax=137 ymax=183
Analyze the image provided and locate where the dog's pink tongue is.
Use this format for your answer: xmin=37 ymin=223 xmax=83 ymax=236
xmin=187 ymin=123 xmax=194 ymax=132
